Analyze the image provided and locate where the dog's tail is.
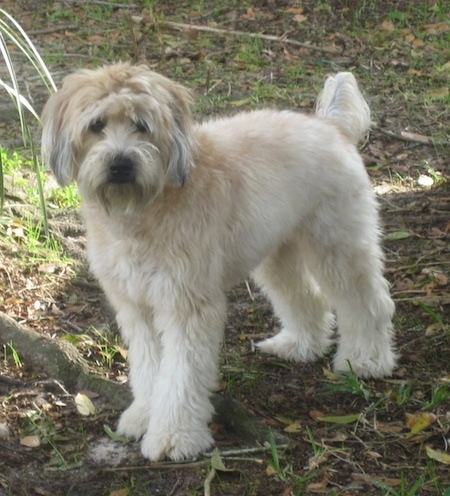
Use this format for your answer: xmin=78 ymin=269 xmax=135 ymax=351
xmin=315 ymin=72 xmax=371 ymax=144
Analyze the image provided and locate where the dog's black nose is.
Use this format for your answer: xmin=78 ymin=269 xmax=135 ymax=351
xmin=108 ymin=156 xmax=136 ymax=183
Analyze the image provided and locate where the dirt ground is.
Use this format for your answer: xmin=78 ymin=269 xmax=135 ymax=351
xmin=0 ymin=1 xmax=449 ymax=495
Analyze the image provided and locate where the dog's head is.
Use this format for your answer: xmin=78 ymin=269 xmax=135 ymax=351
xmin=41 ymin=63 xmax=193 ymax=212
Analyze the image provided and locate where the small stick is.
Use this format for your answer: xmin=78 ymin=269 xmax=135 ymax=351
xmin=203 ymin=467 xmax=216 ymax=496
xmin=160 ymin=21 xmax=338 ymax=55
xmin=28 ymin=26 xmax=78 ymax=36
xmin=375 ymin=127 xmax=448 ymax=146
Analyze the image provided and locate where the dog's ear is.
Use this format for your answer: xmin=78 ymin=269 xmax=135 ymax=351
xmin=127 ymin=65 xmax=195 ymax=187
xmin=41 ymin=90 xmax=78 ymax=186
xmin=166 ymin=81 xmax=194 ymax=187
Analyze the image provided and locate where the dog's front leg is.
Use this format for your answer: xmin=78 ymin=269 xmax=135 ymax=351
xmin=140 ymin=294 xmax=226 ymax=461
xmin=115 ymin=306 xmax=161 ymax=441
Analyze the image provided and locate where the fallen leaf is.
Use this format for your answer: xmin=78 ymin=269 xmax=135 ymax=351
xmin=230 ymin=97 xmax=251 ymax=107
xmin=293 ymin=14 xmax=307 ymax=22
xmin=211 ymin=448 xmax=237 ymax=472
xmin=104 ymin=425 xmax=129 ymax=443
xmin=381 ymin=19 xmax=395 ymax=31
xmin=405 ymin=412 xmax=436 ymax=437
xmin=306 ymin=476 xmax=329 ymax=492
xmin=20 ymin=435 xmax=41 ymax=448
xmin=309 ymin=409 xmax=325 ymax=421
xmin=74 ymin=393 xmax=96 ymax=416
xmin=38 ymin=263 xmax=57 ymax=273
xmin=266 ymin=464 xmax=277 ymax=476
xmin=322 ymin=368 xmax=339 ymax=381
xmin=425 ymin=323 xmax=445 ymax=336
xmin=284 ymin=422 xmax=302 ymax=433
xmin=425 ymin=446 xmax=450 ymax=465
xmin=318 ymin=413 xmax=361 ymax=424
xmin=109 ymin=489 xmax=130 ymax=496
xmin=385 ymin=231 xmax=412 ymax=240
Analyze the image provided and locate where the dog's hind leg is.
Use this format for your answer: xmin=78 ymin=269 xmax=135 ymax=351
xmin=253 ymin=237 xmax=335 ymax=363
xmin=304 ymin=189 xmax=396 ymax=379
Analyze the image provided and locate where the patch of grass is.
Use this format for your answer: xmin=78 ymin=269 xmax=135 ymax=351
xmin=48 ymin=184 xmax=80 ymax=210
xmin=63 ymin=326 xmax=126 ymax=369
xmin=3 ymin=341 xmax=23 ymax=368
xmin=324 ymin=367 xmax=372 ymax=402
xmin=374 ymin=473 xmax=426 ymax=496
xmin=422 ymin=385 xmax=450 ymax=410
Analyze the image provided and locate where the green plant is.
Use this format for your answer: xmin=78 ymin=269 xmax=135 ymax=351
xmin=374 ymin=473 xmax=426 ymax=496
xmin=393 ymin=383 xmax=413 ymax=406
xmin=422 ymin=385 xmax=450 ymax=410
xmin=0 ymin=9 xmax=56 ymax=234
xmin=3 ymin=341 xmax=23 ymax=368
xmin=325 ymin=366 xmax=371 ymax=402
xmin=24 ymin=407 xmax=83 ymax=471
xmin=63 ymin=327 xmax=125 ymax=369
xmin=267 ymin=430 xmax=291 ymax=481
xmin=48 ymin=184 xmax=80 ymax=209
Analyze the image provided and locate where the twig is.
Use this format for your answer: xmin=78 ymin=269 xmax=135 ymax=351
xmin=167 ymin=479 xmax=183 ymax=496
xmin=204 ymin=467 xmax=216 ymax=496
xmin=102 ymin=459 xmax=208 ymax=471
xmin=90 ymin=0 xmax=137 ymax=8
xmin=28 ymin=25 xmax=78 ymax=36
xmin=160 ymin=21 xmax=338 ymax=55
xmin=205 ymin=444 xmax=288 ymax=457
xmin=375 ymin=127 xmax=449 ymax=146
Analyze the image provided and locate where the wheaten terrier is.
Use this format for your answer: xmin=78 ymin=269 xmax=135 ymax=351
xmin=41 ymin=63 xmax=396 ymax=461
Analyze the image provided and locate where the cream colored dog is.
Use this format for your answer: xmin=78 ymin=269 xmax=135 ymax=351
xmin=41 ymin=63 xmax=396 ymax=461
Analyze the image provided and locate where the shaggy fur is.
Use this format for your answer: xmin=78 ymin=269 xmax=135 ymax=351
xmin=41 ymin=63 xmax=396 ymax=461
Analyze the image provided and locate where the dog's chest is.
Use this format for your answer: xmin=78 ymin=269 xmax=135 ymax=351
xmin=88 ymin=234 xmax=162 ymax=305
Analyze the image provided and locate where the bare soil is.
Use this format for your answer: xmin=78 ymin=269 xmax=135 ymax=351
xmin=0 ymin=1 xmax=449 ymax=495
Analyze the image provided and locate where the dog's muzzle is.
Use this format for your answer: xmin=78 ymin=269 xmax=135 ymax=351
xmin=108 ymin=156 xmax=136 ymax=183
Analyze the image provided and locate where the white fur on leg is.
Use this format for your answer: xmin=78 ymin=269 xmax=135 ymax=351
xmin=257 ymin=309 xmax=334 ymax=362
xmin=140 ymin=297 xmax=225 ymax=461
xmin=113 ymin=305 xmax=161 ymax=441
xmin=332 ymin=280 xmax=396 ymax=378
xmin=253 ymin=238 xmax=335 ymax=363
xmin=117 ymin=401 xmax=150 ymax=440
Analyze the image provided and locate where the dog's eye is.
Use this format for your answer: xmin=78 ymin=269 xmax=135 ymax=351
xmin=134 ymin=120 xmax=149 ymax=133
xmin=89 ymin=119 xmax=106 ymax=134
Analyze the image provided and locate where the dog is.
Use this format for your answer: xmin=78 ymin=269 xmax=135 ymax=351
xmin=41 ymin=63 xmax=396 ymax=461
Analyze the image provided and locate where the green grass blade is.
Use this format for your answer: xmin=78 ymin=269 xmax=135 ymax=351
xmin=25 ymin=123 xmax=49 ymax=237
xmin=0 ymin=9 xmax=56 ymax=93
xmin=0 ymin=150 xmax=4 ymax=213
xmin=0 ymin=29 xmax=28 ymax=142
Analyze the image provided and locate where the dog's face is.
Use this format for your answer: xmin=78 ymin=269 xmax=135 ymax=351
xmin=41 ymin=63 xmax=193 ymax=212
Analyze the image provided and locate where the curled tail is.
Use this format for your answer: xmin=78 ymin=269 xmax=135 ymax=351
xmin=315 ymin=72 xmax=371 ymax=144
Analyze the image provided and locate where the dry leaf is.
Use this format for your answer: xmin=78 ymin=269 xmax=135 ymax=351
xmin=309 ymin=409 xmax=325 ymax=421
xmin=75 ymin=393 xmax=96 ymax=416
xmin=385 ymin=231 xmax=412 ymax=240
xmin=293 ymin=14 xmax=307 ymax=22
xmin=318 ymin=413 xmax=361 ymax=424
xmin=284 ymin=422 xmax=302 ymax=433
xmin=405 ymin=412 xmax=436 ymax=437
xmin=20 ymin=435 xmax=41 ymax=448
xmin=109 ymin=489 xmax=130 ymax=496
xmin=425 ymin=446 xmax=450 ymax=465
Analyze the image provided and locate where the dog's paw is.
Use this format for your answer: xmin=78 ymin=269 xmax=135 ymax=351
xmin=333 ymin=345 xmax=397 ymax=379
xmin=116 ymin=402 xmax=150 ymax=440
xmin=140 ymin=426 xmax=214 ymax=461
xmin=257 ymin=329 xmax=331 ymax=363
